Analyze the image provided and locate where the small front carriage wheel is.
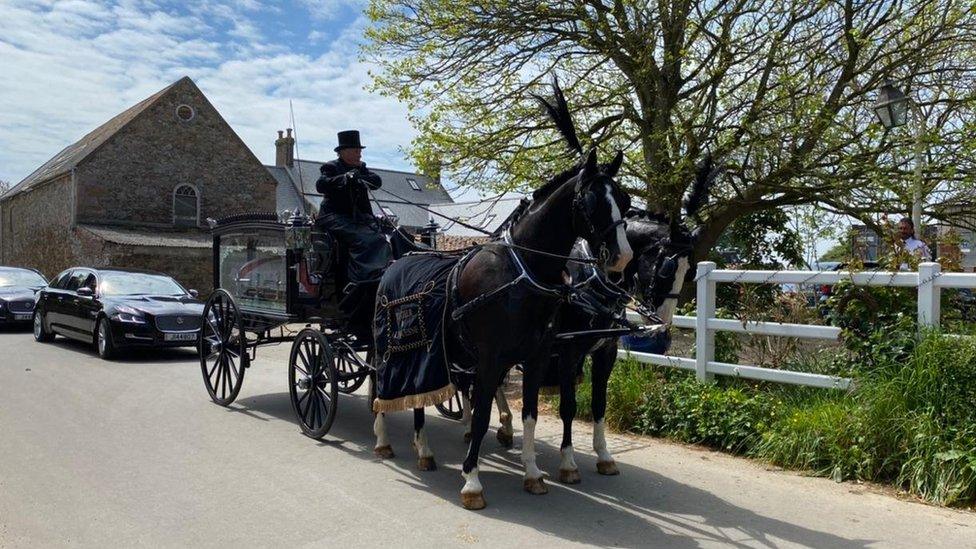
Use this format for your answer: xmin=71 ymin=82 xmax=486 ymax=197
xmin=199 ymin=289 xmax=248 ymax=406
xmin=289 ymin=329 xmax=339 ymax=439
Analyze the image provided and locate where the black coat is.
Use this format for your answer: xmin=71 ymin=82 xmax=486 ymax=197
xmin=316 ymin=159 xmax=382 ymax=218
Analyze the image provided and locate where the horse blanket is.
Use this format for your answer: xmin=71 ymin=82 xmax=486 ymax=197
xmin=372 ymin=253 xmax=458 ymax=412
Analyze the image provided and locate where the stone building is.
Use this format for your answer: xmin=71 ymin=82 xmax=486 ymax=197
xmin=0 ymin=77 xmax=277 ymax=291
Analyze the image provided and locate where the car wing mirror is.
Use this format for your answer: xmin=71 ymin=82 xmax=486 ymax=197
xmin=77 ymin=287 xmax=94 ymax=298
xmin=189 ymin=289 xmax=199 ymax=298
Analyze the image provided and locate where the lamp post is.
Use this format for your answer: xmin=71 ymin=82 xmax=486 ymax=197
xmin=872 ymin=81 xmax=927 ymax=234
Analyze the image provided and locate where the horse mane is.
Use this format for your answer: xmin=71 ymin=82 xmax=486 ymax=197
xmin=684 ymin=154 xmax=718 ymax=220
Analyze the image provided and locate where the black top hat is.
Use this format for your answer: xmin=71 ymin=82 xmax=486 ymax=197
xmin=334 ymin=130 xmax=365 ymax=152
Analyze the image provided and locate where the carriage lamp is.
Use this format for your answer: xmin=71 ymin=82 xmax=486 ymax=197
xmin=872 ymin=81 xmax=909 ymax=129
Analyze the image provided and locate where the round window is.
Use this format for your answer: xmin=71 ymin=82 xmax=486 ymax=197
xmin=176 ymin=104 xmax=195 ymax=122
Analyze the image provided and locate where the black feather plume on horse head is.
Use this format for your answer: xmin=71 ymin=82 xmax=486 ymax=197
xmin=683 ymin=153 xmax=719 ymax=221
xmin=531 ymin=75 xmax=583 ymax=156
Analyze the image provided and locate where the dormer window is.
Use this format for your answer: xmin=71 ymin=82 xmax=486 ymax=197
xmin=407 ymin=178 xmax=422 ymax=191
xmin=173 ymin=184 xmax=199 ymax=227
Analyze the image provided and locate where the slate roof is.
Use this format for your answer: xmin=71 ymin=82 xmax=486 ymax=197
xmin=428 ymin=196 xmax=525 ymax=236
xmin=3 ymin=79 xmax=183 ymax=201
xmin=267 ymin=159 xmax=454 ymax=228
xmin=78 ymin=224 xmax=211 ymax=248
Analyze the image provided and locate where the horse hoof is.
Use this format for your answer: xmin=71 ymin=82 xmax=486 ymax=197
xmin=373 ymin=445 xmax=395 ymax=459
xmin=597 ymin=460 xmax=620 ymax=476
xmin=417 ymin=456 xmax=437 ymax=471
xmin=558 ymin=468 xmax=582 ymax=484
xmin=461 ymin=491 xmax=486 ymax=510
xmin=496 ymin=430 xmax=514 ymax=448
xmin=523 ymin=477 xmax=548 ymax=495
xmin=463 ymin=432 xmax=472 ymax=444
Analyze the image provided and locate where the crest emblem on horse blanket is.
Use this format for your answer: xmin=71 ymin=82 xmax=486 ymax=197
xmin=372 ymin=253 xmax=458 ymax=412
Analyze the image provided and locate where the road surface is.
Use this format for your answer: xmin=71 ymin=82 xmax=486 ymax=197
xmin=1 ymin=329 xmax=973 ymax=548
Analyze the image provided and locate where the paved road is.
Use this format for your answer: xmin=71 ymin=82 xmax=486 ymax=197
xmin=1 ymin=329 xmax=974 ymax=548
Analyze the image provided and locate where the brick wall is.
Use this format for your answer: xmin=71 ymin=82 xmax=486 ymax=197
xmin=75 ymin=78 xmax=276 ymax=229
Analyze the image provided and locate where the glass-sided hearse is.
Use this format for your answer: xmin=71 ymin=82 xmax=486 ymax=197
xmin=200 ymin=211 xmax=381 ymax=438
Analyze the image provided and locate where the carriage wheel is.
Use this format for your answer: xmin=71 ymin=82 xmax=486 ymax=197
xmin=435 ymin=388 xmax=465 ymax=421
xmin=333 ymin=340 xmax=368 ymax=394
xmin=199 ymin=289 xmax=248 ymax=406
xmin=288 ymin=329 xmax=339 ymax=439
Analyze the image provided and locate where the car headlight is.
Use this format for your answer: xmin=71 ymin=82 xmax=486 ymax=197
xmin=112 ymin=305 xmax=147 ymax=324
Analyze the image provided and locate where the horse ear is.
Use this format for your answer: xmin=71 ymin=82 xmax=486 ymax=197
xmin=581 ymin=148 xmax=598 ymax=178
xmin=606 ymin=150 xmax=624 ymax=177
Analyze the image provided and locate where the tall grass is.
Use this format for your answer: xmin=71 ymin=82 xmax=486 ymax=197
xmin=555 ymin=332 xmax=976 ymax=506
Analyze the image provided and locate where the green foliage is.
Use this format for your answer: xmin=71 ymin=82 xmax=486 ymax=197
xmin=718 ymin=209 xmax=805 ymax=268
xmin=819 ymin=240 xmax=851 ymax=262
xmin=572 ymin=332 xmax=976 ymax=506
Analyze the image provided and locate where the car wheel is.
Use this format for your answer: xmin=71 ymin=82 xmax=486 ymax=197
xmin=33 ymin=311 xmax=55 ymax=342
xmin=96 ymin=318 xmax=117 ymax=360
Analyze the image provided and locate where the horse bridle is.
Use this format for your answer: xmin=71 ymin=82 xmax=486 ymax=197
xmin=572 ymin=182 xmax=627 ymax=267
xmin=650 ymin=238 xmax=695 ymax=300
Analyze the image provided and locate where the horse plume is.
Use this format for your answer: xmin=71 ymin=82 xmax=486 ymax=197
xmin=532 ymin=76 xmax=583 ymax=156
xmin=683 ymin=154 xmax=719 ymax=221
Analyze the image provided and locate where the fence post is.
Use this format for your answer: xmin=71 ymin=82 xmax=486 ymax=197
xmin=695 ymin=261 xmax=716 ymax=382
xmin=917 ymin=262 xmax=941 ymax=330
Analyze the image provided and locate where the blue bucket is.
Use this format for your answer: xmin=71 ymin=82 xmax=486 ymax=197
xmin=620 ymin=330 xmax=671 ymax=354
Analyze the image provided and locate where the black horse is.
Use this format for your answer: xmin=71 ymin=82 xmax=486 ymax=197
xmin=546 ymin=158 xmax=718 ymax=483
xmin=371 ymin=96 xmax=633 ymax=511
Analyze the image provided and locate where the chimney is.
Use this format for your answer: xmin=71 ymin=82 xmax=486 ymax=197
xmin=275 ymin=129 xmax=296 ymax=167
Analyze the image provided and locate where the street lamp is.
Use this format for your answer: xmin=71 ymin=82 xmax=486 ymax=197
xmin=872 ymin=80 xmax=926 ymax=234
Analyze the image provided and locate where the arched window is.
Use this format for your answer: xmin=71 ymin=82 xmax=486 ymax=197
xmin=173 ymin=184 xmax=199 ymax=227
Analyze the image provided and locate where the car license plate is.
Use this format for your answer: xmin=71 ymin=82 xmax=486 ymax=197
xmin=14 ymin=314 xmax=31 ymax=321
xmin=164 ymin=332 xmax=197 ymax=342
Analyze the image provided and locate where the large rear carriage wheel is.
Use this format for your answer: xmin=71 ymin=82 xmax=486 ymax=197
xmin=435 ymin=389 xmax=465 ymax=421
xmin=289 ymin=329 xmax=339 ymax=439
xmin=199 ymin=289 xmax=248 ymax=406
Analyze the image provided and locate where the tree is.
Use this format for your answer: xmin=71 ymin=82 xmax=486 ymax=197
xmin=365 ymin=0 xmax=976 ymax=262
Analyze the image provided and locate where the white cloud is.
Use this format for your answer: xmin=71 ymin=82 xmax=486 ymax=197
xmin=0 ymin=1 xmax=420 ymax=184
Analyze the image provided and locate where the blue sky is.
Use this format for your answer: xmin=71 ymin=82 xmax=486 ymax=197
xmin=0 ymin=0 xmax=422 ymax=185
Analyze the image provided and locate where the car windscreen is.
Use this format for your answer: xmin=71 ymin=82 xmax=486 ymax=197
xmin=99 ymin=273 xmax=186 ymax=297
xmin=0 ymin=269 xmax=47 ymax=288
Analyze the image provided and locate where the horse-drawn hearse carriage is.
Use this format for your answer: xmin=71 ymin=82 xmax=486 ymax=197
xmin=194 ymin=79 xmax=715 ymax=510
xmin=197 ymin=210 xmax=468 ymax=439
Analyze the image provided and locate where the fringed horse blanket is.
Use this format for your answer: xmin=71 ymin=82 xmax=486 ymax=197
xmin=372 ymin=253 xmax=458 ymax=412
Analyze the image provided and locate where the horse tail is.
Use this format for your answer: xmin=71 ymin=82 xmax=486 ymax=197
xmin=532 ymin=75 xmax=583 ymax=156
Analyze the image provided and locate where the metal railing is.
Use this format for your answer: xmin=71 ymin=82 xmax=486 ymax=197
xmin=620 ymin=262 xmax=975 ymax=390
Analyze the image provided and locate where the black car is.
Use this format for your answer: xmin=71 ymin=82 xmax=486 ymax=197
xmin=0 ymin=267 xmax=47 ymax=326
xmin=33 ymin=267 xmax=204 ymax=359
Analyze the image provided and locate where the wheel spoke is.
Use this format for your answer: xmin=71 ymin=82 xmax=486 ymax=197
xmin=293 ymin=362 xmax=309 ymax=377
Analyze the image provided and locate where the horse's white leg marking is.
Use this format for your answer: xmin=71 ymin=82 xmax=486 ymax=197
xmin=414 ymin=427 xmax=434 ymax=458
xmin=606 ymin=186 xmax=632 ymax=272
xmin=521 ymin=417 xmax=544 ymax=480
xmin=461 ymin=466 xmax=483 ymax=494
xmin=560 ymin=445 xmax=579 ymax=472
xmin=594 ymin=419 xmax=613 ymax=464
xmin=374 ymin=412 xmax=389 ymax=449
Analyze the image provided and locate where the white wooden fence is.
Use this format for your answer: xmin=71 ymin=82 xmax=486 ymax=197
xmin=620 ymin=262 xmax=976 ymax=390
